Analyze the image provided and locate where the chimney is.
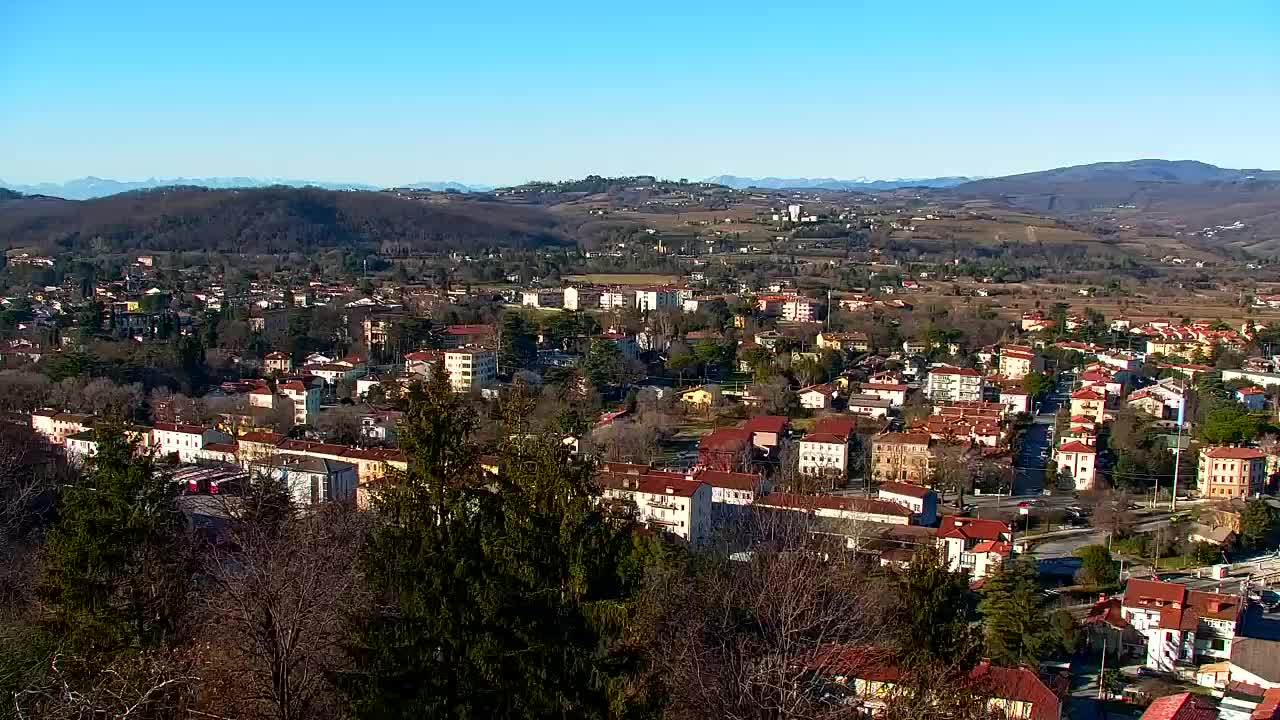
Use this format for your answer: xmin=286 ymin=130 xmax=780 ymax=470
xmin=666 ymin=487 xmax=675 ymax=495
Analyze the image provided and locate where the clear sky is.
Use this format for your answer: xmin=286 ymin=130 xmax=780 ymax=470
xmin=2 ymin=0 xmax=1277 ymax=186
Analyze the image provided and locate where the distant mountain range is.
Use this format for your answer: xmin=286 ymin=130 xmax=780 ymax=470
xmin=704 ymin=175 xmax=977 ymax=191
xmin=0 ymin=176 xmax=495 ymax=200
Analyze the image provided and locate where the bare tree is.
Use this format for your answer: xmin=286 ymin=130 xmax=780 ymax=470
xmin=13 ymin=650 xmax=197 ymax=720
xmin=194 ymin=501 xmax=370 ymax=720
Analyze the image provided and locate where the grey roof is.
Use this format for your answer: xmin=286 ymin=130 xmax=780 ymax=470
xmin=257 ymin=454 xmax=355 ymax=475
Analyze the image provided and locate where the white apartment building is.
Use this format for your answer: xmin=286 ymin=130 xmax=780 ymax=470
xmin=635 ymin=288 xmax=680 ymax=312
xmin=876 ymin=482 xmax=939 ymax=526
xmin=1055 ymin=441 xmax=1097 ymax=491
xmin=151 ymin=423 xmax=235 ymax=464
xmin=599 ymin=289 xmax=632 ymax=309
xmin=279 ymin=380 xmax=321 ymax=426
xmin=444 ymin=348 xmax=497 ymax=392
xmin=798 ymin=432 xmax=850 ymax=478
xmin=521 ymin=288 xmax=564 ymax=309
xmin=860 ymin=382 xmax=908 ymax=407
xmin=782 ymin=297 xmax=817 ymax=322
xmin=563 ymin=286 xmax=601 ymax=311
xmin=925 ymin=367 xmax=984 ymax=403
xmin=598 ymin=473 xmax=712 ymax=547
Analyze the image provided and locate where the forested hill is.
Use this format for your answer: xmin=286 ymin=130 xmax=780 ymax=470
xmin=0 ymin=186 xmax=570 ymax=255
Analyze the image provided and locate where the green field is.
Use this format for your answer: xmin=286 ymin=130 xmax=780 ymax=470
xmin=565 ymin=273 xmax=682 ymax=285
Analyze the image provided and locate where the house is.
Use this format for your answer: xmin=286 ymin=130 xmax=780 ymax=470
xmin=693 ymin=468 xmax=764 ymax=508
xmin=680 ymin=384 xmax=721 ymax=409
xmin=697 ymin=427 xmax=754 ymax=471
xmin=302 ymin=362 xmax=367 ymax=387
xmin=1127 ymin=377 xmax=1187 ymax=421
xmin=877 ymin=482 xmax=938 ymax=526
xmin=742 ymin=415 xmax=789 ymax=453
xmin=809 ymin=646 xmax=1064 ymax=720
xmin=799 ymin=383 xmax=837 ymax=410
xmin=404 ymin=349 xmax=442 ymax=376
xmin=937 ymin=516 xmax=1013 ymax=580
xmin=871 ymin=432 xmax=932 ymax=484
xmin=998 ymin=345 xmax=1042 ymax=381
xmin=860 ymin=382 xmax=908 ymax=407
xmin=278 ymin=380 xmax=320 ymax=425
xmin=264 ymin=351 xmax=293 ymax=374
xmin=999 ymin=384 xmax=1032 ymax=414
xmin=251 ymin=454 xmax=358 ymax=506
xmin=1198 ymin=447 xmax=1268 ymax=499
xmin=846 ymin=394 xmax=891 ymax=419
xmin=602 ymin=330 xmax=638 ymax=359
xmin=1121 ymin=578 xmax=1241 ymax=673
xmin=1238 ymin=387 xmax=1268 ymax=411
xmin=925 ymin=366 xmax=984 ymax=403
xmin=597 ymin=471 xmax=711 ymax=547
xmin=816 ymin=331 xmax=870 ymax=353
xmin=798 ymin=432 xmax=850 ymax=480
xmin=902 ymin=339 xmax=929 ymax=355
xmin=755 ymin=493 xmax=914 ymax=526
xmin=562 ymin=287 xmax=601 ymax=311
xmin=1069 ymin=387 xmax=1107 ymax=424
xmin=444 ymin=348 xmax=497 ymax=392
xmin=1056 ymin=441 xmax=1098 ymax=491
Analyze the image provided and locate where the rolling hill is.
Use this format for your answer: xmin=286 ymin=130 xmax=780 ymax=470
xmin=0 ymin=186 xmax=569 ymax=255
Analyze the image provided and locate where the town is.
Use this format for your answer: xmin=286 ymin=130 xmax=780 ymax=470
xmin=5 ymin=228 xmax=1280 ymax=719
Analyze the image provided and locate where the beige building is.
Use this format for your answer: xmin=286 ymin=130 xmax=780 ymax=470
xmin=1069 ymin=387 xmax=1107 ymax=424
xmin=31 ymin=410 xmax=94 ymax=446
xmin=997 ymin=346 xmax=1042 ymax=381
xmin=444 ymin=348 xmax=497 ymax=392
xmin=1056 ymin=441 xmax=1098 ymax=491
xmin=1198 ymin=447 xmax=1268 ymax=499
xmin=871 ymin=432 xmax=932 ymax=484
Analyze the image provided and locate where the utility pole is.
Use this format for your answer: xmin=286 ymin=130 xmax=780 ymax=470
xmin=1170 ymin=401 xmax=1185 ymax=511
xmin=1097 ymin=633 xmax=1109 ymax=699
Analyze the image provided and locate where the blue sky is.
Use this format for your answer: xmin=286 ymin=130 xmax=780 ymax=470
xmin=2 ymin=0 xmax=1277 ymax=185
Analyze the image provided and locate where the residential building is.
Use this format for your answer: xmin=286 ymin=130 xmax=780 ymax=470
xmin=264 ymin=351 xmax=293 ymax=374
xmin=1198 ymin=447 xmax=1268 ymax=499
xmin=1127 ymin=377 xmax=1187 ymax=421
xmin=742 ymin=415 xmax=789 ymax=453
xmin=816 ymin=331 xmax=870 ymax=353
xmin=680 ymin=384 xmax=720 ymax=409
xmin=810 ymin=647 xmax=1063 ymax=720
xmin=602 ymin=330 xmax=638 ymax=359
xmin=404 ymin=349 xmax=442 ymax=376
xmin=871 ymin=432 xmax=932 ymax=484
xmin=1056 ymin=441 xmax=1098 ymax=491
xmin=634 ymin=287 xmax=680 ymax=312
xmin=599 ymin=289 xmax=633 ymax=309
xmin=876 ymin=482 xmax=938 ymax=526
xmin=999 ymin=384 xmax=1032 ymax=414
xmin=799 ymin=383 xmax=837 ymax=410
xmin=251 ymin=454 xmax=358 ymax=506
xmin=444 ymin=348 xmax=497 ymax=392
xmin=781 ymin=297 xmax=816 ymax=322
xmin=755 ymin=493 xmax=914 ymax=526
xmin=846 ymin=394 xmax=891 ymax=419
xmin=697 ymin=427 xmax=754 ymax=471
xmin=1237 ymin=386 xmax=1268 ymax=411
xmin=562 ymin=287 xmax=601 ymax=311
xmin=998 ymin=345 xmax=1042 ymax=381
xmin=279 ymin=380 xmax=320 ymax=425
xmin=1135 ymin=693 xmax=1218 ymax=720
xmin=937 ymin=515 xmax=1013 ymax=579
xmin=151 ymin=423 xmax=235 ymax=464
xmin=31 ymin=410 xmax=94 ymax=446
xmin=1069 ymin=387 xmax=1107 ymax=424
xmin=860 ymin=382 xmax=908 ymax=407
xmin=302 ymin=362 xmax=367 ymax=387
xmin=522 ymin=288 xmax=564 ymax=308
xmin=1121 ymin=578 xmax=1241 ymax=672
xmin=441 ymin=324 xmax=496 ymax=348
xmin=925 ymin=366 xmax=984 ymax=403
xmin=597 ymin=471 xmax=711 ymax=547
xmin=798 ymin=432 xmax=850 ymax=479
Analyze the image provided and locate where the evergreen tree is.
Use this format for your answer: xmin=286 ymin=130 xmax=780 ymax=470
xmin=498 ymin=313 xmax=537 ymax=371
xmin=1242 ymin=498 xmax=1276 ymax=549
xmin=977 ymin=556 xmax=1048 ymax=666
xmin=342 ymin=369 xmax=658 ymax=720
xmin=39 ymin=424 xmax=191 ymax=662
xmin=895 ymin=545 xmax=981 ymax=672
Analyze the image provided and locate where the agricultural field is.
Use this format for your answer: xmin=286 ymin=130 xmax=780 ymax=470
xmin=564 ymin=273 xmax=683 ymax=285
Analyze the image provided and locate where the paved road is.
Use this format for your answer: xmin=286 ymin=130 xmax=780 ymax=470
xmin=1032 ymin=512 xmax=1183 ymax=559
xmin=1013 ymin=379 xmax=1068 ymax=496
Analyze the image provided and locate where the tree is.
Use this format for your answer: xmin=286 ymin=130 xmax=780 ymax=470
xmin=498 ymin=313 xmax=537 ymax=372
xmin=582 ymin=337 xmax=626 ymax=390
xmin=1022 ymin=371 xmax=1050 ymax=399
xmin=341 ymin=371 xmax=657 ymax=719
xmin=1242 ymin=498 xmax=1275 ymax=549
xmin=978 ymin=556 xmax=1048 ymax=667
xmin=1045 ymin=610 xmax=1080 ymax=658
xmin=1073 ymin=545 xmax=1119 ymax=587
xmin=1199 ymin=405 xmax=1261 ymax=445
xmin=38 ymin=424 xmax=192 ymax=665
xmin=749 ymin=374 xmax=797 ymax=417
xmin=895 ymin=545 xmax=981 ymax=673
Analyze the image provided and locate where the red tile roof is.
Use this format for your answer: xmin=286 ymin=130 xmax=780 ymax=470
xmin=698 ymin=427 xmax=754 ymax=451
xmin=875 ymin=432 xmax=931 ymax=446
xmin=756 ymin=493 xmax=912 ymax=518
xmin=813 ymin=416 xmax=857 ymax=439
xmin=445 ymin=324 xmax=495 ymax=336
xmin=694 ymin=469 xmax=761 ymax=491
xmin=1138 ymin=692 xmax=1217 ymax=720
xmin=1203 ymin=446 xmax=1266 ymax=460
xmin=1071 ymin=388 xmax=1104 ymax=401
xmin=931 ymin=366 xmax=982 ymax=376
xmin=802 ymin=432 xmax=848 ymax=444
xmin=938 ymin=516 xmax=1011 ymax=542
xmin=239 ymin=431 xmax=284 ymax=445
xmin=742 ymin=415 xmax=789 ymax=433
xmin=597 ymin=472 xmax=703 ymax=498
xmin=1058 ymin=441 xmax=1097 ymax=454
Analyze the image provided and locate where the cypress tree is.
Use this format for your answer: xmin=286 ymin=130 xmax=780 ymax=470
xmin=342 ymin=368 xmax=659 ymax=720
